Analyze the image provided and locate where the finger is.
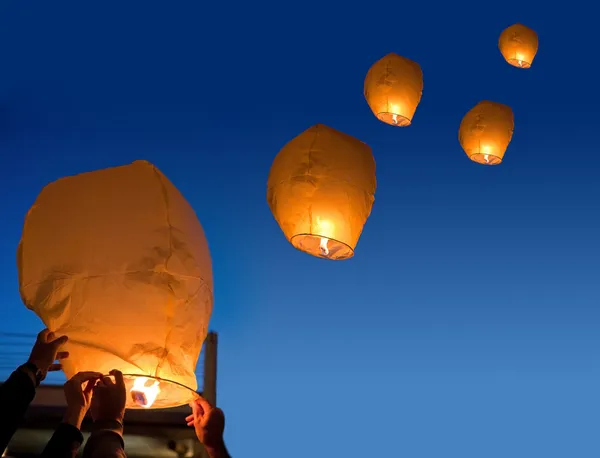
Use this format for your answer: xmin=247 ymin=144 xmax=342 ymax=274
xmin=83 ymin=378 xmax=98 ymax=394
xmin=71 ymin=371 xmax=103 ymax=383
xmin=48 ymin=363 xmax=62 ymax=372
xmin=56 ymin=351 xmax=69 ymax=360
xmin=195 ymin=396 xmax=213 ymax=413
xmin=190 ymin=399 xmax=203 ymax=418
xmin=187 ymin=420 xmax=194 ymax=427
xmin=185 ymin=414 xmax=194 ymax=423
xmin=51 ymin=335 xmax=69 ymax=348
xmin=109 ymin=369 xmax=125 ymax=389
xmin=37 ymin=329 xmax=50 ymax=343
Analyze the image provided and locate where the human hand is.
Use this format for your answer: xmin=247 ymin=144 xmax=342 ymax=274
xmin=186 ymin=396 xmax=226 ymax=452
xmin=27 ymin=328 xmax=69 ymax=381
xmin=90 ymin=370 xmax=127 ymax=424
xmin=63 ymin=371 xmax=103 ymax=428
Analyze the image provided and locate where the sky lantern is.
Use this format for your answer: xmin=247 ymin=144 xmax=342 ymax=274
xmin=498 ymin=24 xmax=539 ymax=68
xmin=267 ymin=124 xmax=376 ymax=260
xmin=18 ymin=160 xmax=213 ymax=409
xmin=364 ymin=52 xmax=424 ymax=127
xmin=459 ymin=101 xmax=515 ymax=166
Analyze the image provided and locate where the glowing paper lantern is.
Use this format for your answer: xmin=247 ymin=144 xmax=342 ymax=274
xmin=18 ymin=160 xmax=213 ymax=409
xmin=458 ymin=101 xmax=514 ymax=166
xmin=499 ymin=24 xmax=539 ymax=69
xmin=364 ymin=52 xmax=424 ymax=127
xmin=267 ymin=124 xmax=376 ymax=260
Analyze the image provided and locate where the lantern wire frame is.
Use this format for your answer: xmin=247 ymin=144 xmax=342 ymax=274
xmin=469 ymin=139 xmax=503 ymax=166
xmin=506 ymin=56 xmax=532 ymax=69
xmin=375 ymin=112 xmax=412 ymax=127
xmin=290 ymin=233 xmax=355 ymax=261
xmin=119 ymin=373 xmax=199 ymax=410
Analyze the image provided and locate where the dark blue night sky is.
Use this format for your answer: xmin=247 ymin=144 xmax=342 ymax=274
xmin=0 ymin=1 xmax=599 ymax=457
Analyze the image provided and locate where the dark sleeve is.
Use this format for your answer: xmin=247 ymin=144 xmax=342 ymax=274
xmin=0 ymin=369 xmax=36 ymax=451
xmin=82 ymin=420 xmax=127 ymax=458
xmin=207 ymin=443 xmax=232 ymax=458
xmin=40 ymin=423 xmax=84 ymax=458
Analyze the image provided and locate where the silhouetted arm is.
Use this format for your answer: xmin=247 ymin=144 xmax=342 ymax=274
xmin=206 ymin=441 xmax=232 ymax=458
xmin=0 ymin=368 xmax=37 ymax=451
xmin=40 ymin=422 xmax=84 ymax=458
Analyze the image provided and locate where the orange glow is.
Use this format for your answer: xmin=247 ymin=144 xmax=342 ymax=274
xmin=130 ymin=376 xmax=161 ymax=408
xmin=516 ymin=53 xmax=525 ymax=67
xmin=315 ymin=217 xmax=334 ymax=257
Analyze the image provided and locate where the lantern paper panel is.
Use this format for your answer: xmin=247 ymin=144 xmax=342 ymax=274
xmin=498 ymin=24 xmax=539 ymax=69
xmin=458 ymin=101 xmax=515 ymax=166
xmin=18 ymin=160 xmax=213 ymax=409
xmin=364 ymin=52 xmax=424 ymax=127
xmin=267 ymin=124 xmax=376 ymax=260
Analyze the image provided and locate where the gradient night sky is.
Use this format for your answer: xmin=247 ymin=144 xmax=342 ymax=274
xmin=1 ymin=2 xmax=599 ymax=457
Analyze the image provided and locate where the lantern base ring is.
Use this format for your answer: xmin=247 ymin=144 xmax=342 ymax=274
xmin=290 ymin=233 xmax=354 ymax=260
xmin=116 ymin=373 xmax=199 ymax=410
xmin=376 ymin=112 xmax=412 ymax=127
xmin=469 ymin=153 xmax=502 ymax=166
xmin=506 ymin=58 xmax=532 ymax=69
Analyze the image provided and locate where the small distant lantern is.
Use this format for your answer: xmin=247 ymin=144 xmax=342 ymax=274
xmin=267 ymin=124 xmax=377 ymax=260
xmin=458 ymin=101 xmax=514 ymax=166
xmin=498 ymin=24 xmax=539 ymax=69
xmin=364 ymin=53 xmax=424 ymax=127
xmin=18 ymin=160 xmax=213 ymax=409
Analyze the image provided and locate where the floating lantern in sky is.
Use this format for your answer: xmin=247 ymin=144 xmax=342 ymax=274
xmin=498 ymin=24 xmax=539 ymax=69
xmin=364 ymin=52 xmax=424 ymax=127
xmin=267 ymin=124 xmax=376 ymax=260
xmin=459 ymin=101 xmax=514 ymax=166
xmin=18 ymin=160 xmax=213 ymax=409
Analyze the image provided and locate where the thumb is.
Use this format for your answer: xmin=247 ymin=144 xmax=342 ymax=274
xmin=83 ymin=379 xmax=97 ymax=395
xmin=37 ymin=329 xmax=51 ymax=343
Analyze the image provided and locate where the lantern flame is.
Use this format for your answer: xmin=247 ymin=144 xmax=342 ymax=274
xmin=315 ymin=217 xmax=334 ymax=257
xmin=130 ymin=376 xmax=161 ymax=408
xmin=482 ymin=145 xmax=492 ymax=164
xmin=390 ymin=104 xmax=400 ymax=125
xmin=319 ymin=237 xmax=330 ymax=256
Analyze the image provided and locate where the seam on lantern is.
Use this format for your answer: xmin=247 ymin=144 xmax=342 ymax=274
xmin=153 ymin=283 xmax=204 ymax=379
xmin=155 ymin=283 xmax=176 ymax=379
xmin=268 ymin=176 xmax=375 ymax=194
xmin=151 ymin=166 xmax=174 ymax=271
xmin=305 ymin=125 xmax=319 ymax=178
xmin=67 ymin=338 xmax=146 ymax=374
xmin=151 ymin=166 xmax=176 ymax=381
xmin=305 ymin=127 xmax=319 ymax=233
xmin=21 ymin=270 xmax=205 ymax=290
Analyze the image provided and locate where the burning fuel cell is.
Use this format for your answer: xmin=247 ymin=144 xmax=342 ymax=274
xmin=130 ymin=377 xmax=161 ymax=408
